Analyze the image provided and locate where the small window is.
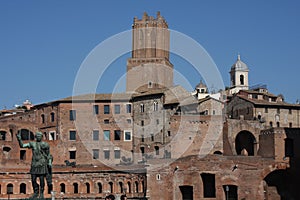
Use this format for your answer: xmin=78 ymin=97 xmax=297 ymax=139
xmin=270 ymin=121 xmax=273 ymax=127
xmin=69 ymin=110 xmax=76 ymax=121
xmin=155 ymin=146 xmax=159 ymax=155
xmin=93 ymin=130 xmax=99 ymax=141
xmin=104 ymin=150 xmax=110 ymax=160
xmin=7 ymin=184 xmax=13 ymax=194
xmin=140 ymin=147 xmax=145 ymax=155
xmin=168 ymin=131 xmax=171 ymax=137
xmin=93 ymin=105 xmax=99 ymax=115
xmin=289 ymin=109 xmax=292 ymax=114
xmin=124 ymin=130 xmax=132 ymax=141
xmin=92 ymin=149 xmax=99 ymax=159
xmin=151 ymin=134 xmax=154 ymax=141
xmin=20 ymin=150 xmax=26 ymax=160
xmin=277 ymin=122 xmax=280 ymax=127
xmin=73 ymin=183 xmax=78 ymax=194
xmin=126 ymin=104 xmax=132 ymax=113
xmin=20 ymin=183 xmax=26 ymax=194
xmin=49 ymin=131 xmax=56 ymax=140
xmin=156 ymin=119 xmax=159 ymax=125
xmin=148 ymin=81 xmax=152 ymax=88
xmin=50 ymin=112 xmax=55 ymax=122
xmin=104 ymin=119 xmax=109 ymax=124
xmin=140 ymin=104 xmax=144 ymax=113
xmin=69 ymin=151 xmax=76 ymax=159
xmin=69 ymin=131 xmax=76 ymax=141
xmin=289 ymin=123 xmax=292 ymax=128
xmin=141 ymin=120 xmax=144 ymax=126
xmin=201 ymin=173 xmax=216 ymax=198
xmin=104 ymin=130 xmax=110 ymax=141
xmin=265 ymin=108 xmax=268 ymax=113
xmin=154 ymin=101 xmax=158 ymax=111
xmin=60 ymin=183 xmax=66 ymax=193
xmin=127 ymin=119 xmax=132 ymax=124
xmin=114 ymin=105 xmax=120 ymax=114
xmin=114 ymin=149 xmax=121 ymax=159
xmin=0 ymin=131 xmax=6 ymax=140
xmin=97 ymin=183 xmax=102 ymax=193
xmin=104 ymin=105 xmax=110 ymax=114
xmin=86 ymin=182 xmax=90 ymax=194
xmin=212 ymin=110 xmax=216 ymax=115
xmin=277 ymin=108 xmax=280 ymax=114
xmin=41 ymin=114 xmax=45 ymax=123
xmin=240 ymin=74 xmax=244 ymax=85
xmin=114 ymin=130 xmax=121 ymax=140
xmin=141 ymin=135 xmax=144 ymax=142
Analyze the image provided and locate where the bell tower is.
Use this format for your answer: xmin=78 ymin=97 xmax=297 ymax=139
xmin=126 ymin=12 xmax=174 ymax=92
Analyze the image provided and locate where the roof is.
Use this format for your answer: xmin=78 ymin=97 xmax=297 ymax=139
xmin=231 ymin=54 xmax=249 ymax=71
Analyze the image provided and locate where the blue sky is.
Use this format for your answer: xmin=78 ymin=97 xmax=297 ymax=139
xmin=0 ymin=0 xmax=299 ymax=108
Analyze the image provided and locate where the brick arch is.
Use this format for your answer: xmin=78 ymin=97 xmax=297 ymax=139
xmin=235 ymin=130 xmax=256 ymax=156
xmin=96 ymin=181 xmax=103 ymax=193
xmin=261 ymin=163 xmax=289 ymax=179
xmin=58 ymin=182 xmax=66 ymax=193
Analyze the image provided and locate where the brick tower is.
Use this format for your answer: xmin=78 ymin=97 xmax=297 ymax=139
xmin=126 ymin=12 xmax=174 ymax=92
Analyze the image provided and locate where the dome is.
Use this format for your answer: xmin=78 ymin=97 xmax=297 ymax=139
xmin=231 ymin=54 xmax=249 ymax=71
xmin=195 ymin=80 xmax=207 ymax=89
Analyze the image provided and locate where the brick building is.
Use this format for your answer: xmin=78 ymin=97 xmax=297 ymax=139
xmin=0 ymin=12 xmax=299 ymax=199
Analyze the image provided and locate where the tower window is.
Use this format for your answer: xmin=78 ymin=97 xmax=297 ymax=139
xmin=140 ymin=104 xmax=144 ymax=113
xmin=50 ymin=112 xmax=55 ymax=122
xmin=154 ymin=101 xmax=158 ymax=111
xmin=240 ymin=75 xmax=244 ymax=85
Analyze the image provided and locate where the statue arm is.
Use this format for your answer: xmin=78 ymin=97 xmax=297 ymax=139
xmin=16 ymin=133 xmax=31 ymax=148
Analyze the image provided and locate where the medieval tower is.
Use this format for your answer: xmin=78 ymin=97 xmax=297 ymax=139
xmin=126 ymin=12 xmax=174 ymax=92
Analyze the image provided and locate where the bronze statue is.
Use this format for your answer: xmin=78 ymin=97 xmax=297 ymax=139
xmin=17 ymin=131 xmax=52 ymax=199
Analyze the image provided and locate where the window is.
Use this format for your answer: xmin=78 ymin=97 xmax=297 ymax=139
xmin=60 ymin=183 xmax=66 ymax=193
xmin=156 ymin=119 xmax=159 ymax=125
xmin=69 ymin=110 xmax=76 ymax=121
xmin=109 ymin=182 xmax=113 ymax=193
xmin=148 ymin=81 xmax=152 ymax=88
xmin=277 ymin=108 xmax=280 ymax=114
xmin=270 ymin=121 xmax=273 ymax=127
xmin=93 ymin=130 xmax=99 ymax=141
xmin=86 ymin=183 xmax=90 ymax=194
xmin=49 ymin=131 xmax=56 ymax=140
xmin=93 ymin=105 xmax=99 ymax=115
xmin=7 ymin=184 xmax=13 ymax=195
xmin=277 ymin=122 xmax=280 ymax=127
xmin=41 ymin=114 xmax=45 ymax=123
xmin=141 ymin=120 xmax=144 ymax=126
xmin=114 ymin=105 xmax=120 ymax=114
xmin=201 ymin=173 xmax=216 ymax=198
xmin=104 ymin=150 xmax=110 ymax=160
xmin=240 ymin=75 xmax=244 ymax=85
xmin=126 ymin=104 xmax=132 ymax=113
xmin=19 ymin=129 xmax=34 ymax=140
xmin=127 ymin=119 xmax=132 ymax=124
xmin=104 ymin=130 xmax=110 ymax=141
xmin=141 ymin=135 xmax=144 ymax=142
xmin=140 ymin=104 xmax=144 ymax=113
xmin=140 ymin=147 xmax=145 ymax=155
xmin=73 ymin=183 xmax=78 ymax=194
xmin=20 ymin=183 xmax=26 ymax=194
xmin=20 ymin=150 xmax=26 ymax=160
xmin=124 ymin=130 xmax=132 ymax=141
xmin=104 ymin=105 xmax=110 ymax=114
xmin=69 ymin=131 xmax=76 ymax=141
xmin=114 ymin=149 xmax=121 ymax=159
xmin=119 ymin=182 xmax=123 ymax=193
xmin=289 ymin=122 xmax=293 ymax=128
xmin=0 ymin=131 xmax=6 ymax=140
xmin=154 ymin=101 xmax=158 ymax=111
xmin=50 ymin=112 xmax=55 ymax=122
xmin=212 ymin=110 xmax=216 ymax=115
xmin=104 ymin=119 xmax=109 ymax=124
xmin=93 ymin=149 xmax=99 ymax=159
xmin=168 ymin=131 xmax=171 ymax=137
xmin=135 ymin=181 xmax=139 ymax=193
xmin=114 ymin=130 xmax=121 ymax=140
xmin=155 ymin=146 xmax=159 ymax=155
xmin=69 ymin=151 xmax=76 ymax=159
xmin=97 ymin=183 xmax=102 ymax=193
xmin=289 ymin=109 xmax=292 ymax=114
xmin=151 ymin=134 xmax=154 ymax=141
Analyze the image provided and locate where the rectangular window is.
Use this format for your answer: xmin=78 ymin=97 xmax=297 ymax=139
xmin=104 ymin=130 xmax=110 ymax=141
xmin=151 ymin=134 xmax=154 ymax=141
xmin=69 ymin=110 xmax=76 ymax=121
xmin=114 ymin=105 xmax=120 ymax=114
xmin=104 ymin=119 xmax=110 ymax=124
xmin=92 ymin=149 xmax=99 ymax=159
xmin=289 ymin=109 xmax=292 ymax=114
xmin=277 ymin=108 xmax=280 ymax=114
xmin=126 ymin=104 xmax=132 ymax=113
xmin=124 ymin=130 xmax=132 ymax=141
xmin=69 ymin=151 xmax=76 ymax=159
xmin=104 ymin=105 xmax=110 ymax=114
xmin=114 ymin=149 xmax=121 ymax=159
xmin=104 ymin=150 xmax=110 ymax=160
xmin=20 ymin=150 xmax=26 ymax=160
xmin=114 ymin=130 xmax=121 ymax=140
xmin=141 ymin=120 xmax=144 ymax=126
xmin=127 ymin=119 xmax=132 ymax=124
xmin=69 ymin=130 xmax=76 ymax=141
xmin=93 ymin=130 xmax=99 ymax=141
xmin=156 ymin=119 xmax=159 ymax=125
xmin=49 ymin=131 xmax=56 ymax=140
xmin=201 ymin=173 xmax=216 ymax=198
xmin=93 ymin=105 xmax=99 ymax=115
xmin=168 ymin=131 xmax=171 ymax=137
xmin=141 ymin=135 xmax=144 ymax=142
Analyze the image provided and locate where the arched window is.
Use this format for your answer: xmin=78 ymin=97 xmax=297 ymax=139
xmin=140 ymin=104 xmax=144 ymax=113
xmin=73 ymin=183 xmax=78 ymax=194
xmin=97 ymin=182 xmax=102 ymax=193
xmin=119 ymin=182 xmax=123 ymax=193
xmin=20 ymin=183 xmax=26 ymax=194
xmin=85 ymin=182 xmax=90 ymax=194
xmin=135 ymin=181 xmax=139 ymax=193
xmin=50 ymin=112 xmax=55 ymax=122
xmin=240 ymin=75 xmax=244 ymax=85
xmin=41 ymin=114 xmax=45 ymax=123
xmin=155 ymin=146 xmax=159 ymax=155
xmin=153 ymin=101 xmax=158 ymax=111
xmin=127 ymin=182 xmax=131 ymax=193
xmin=19 ymin=129 xmax=34 ymax=140
xmin=60 ymin=183 xmax=65 ymax=193
xmin=0 ymin=131 xmax=7 ymax=140
xmin=7 ymin=183 xmax=13 ymax=194
xmin=109 ymin=182 xmax=113 ymax=193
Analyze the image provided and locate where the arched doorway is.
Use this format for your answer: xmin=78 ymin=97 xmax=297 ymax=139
xmin=264 ymin=169 xmax=296 ymax=200
xmin=223 ymin=185 xmax=238 ymax=200
xmin=235 ymin=131 xmax=256 ymax=156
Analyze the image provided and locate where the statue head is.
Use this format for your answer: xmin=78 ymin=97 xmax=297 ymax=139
xmin=35 ymin=132 xmax=43 ymax=142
